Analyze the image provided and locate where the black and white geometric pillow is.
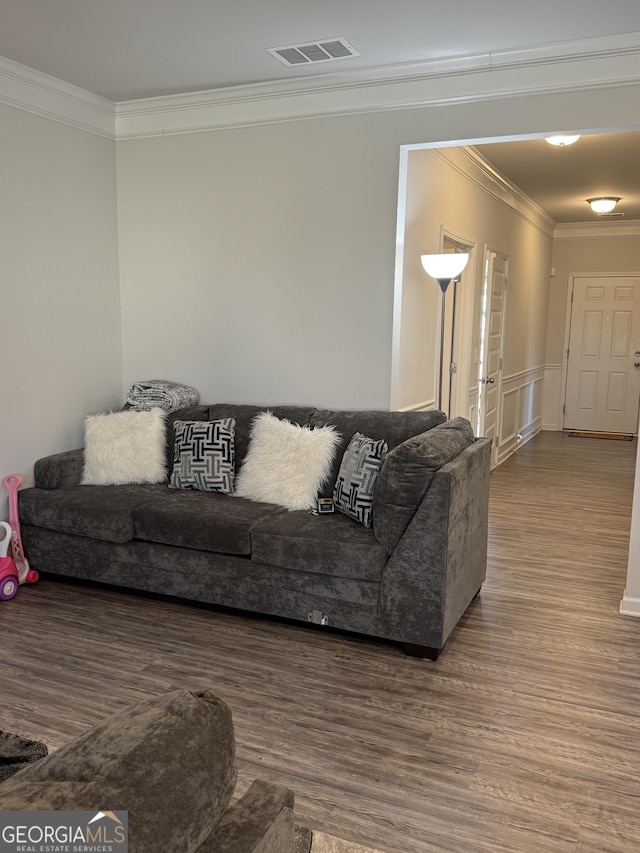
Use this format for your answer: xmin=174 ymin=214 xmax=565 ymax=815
xmin=333 ymin=432 xmax=387 ymax=527
xmin=169 ymin=418 xmax=236 ymax=493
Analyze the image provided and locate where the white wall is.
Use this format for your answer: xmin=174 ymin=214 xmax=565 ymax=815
xmin=0 ymin=103 xmax=122 ymax=509
xmin=117 ymin=115 xmax=403 ymax=410
xmin=116 ymin=82 xmax=640 ymax=414
xmin=395 ymin=146 xmax=553 ymax=460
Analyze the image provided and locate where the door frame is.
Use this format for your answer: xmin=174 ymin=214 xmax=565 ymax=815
xmin=561 ymin=271 xmax=640 ymax=432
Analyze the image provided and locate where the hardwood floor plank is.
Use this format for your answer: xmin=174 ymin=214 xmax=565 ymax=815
xmin=1 ymin=431 xmax=639 ymax=852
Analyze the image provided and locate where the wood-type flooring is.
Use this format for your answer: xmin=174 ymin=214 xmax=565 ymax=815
xmin=2 ymin=431 xmax=639 ymax=852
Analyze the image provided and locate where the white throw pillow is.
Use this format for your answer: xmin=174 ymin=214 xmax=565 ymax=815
xmin=234 ymin=411 xmax=340 ymax=511
xmin=82 ymin=409 xmax=167 ymax=485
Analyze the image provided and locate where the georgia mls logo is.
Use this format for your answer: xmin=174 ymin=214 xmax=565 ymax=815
xmin=0 ymin=809 xmax=128 ymax=852
xmin=88 ymin=811 xmax=122 ymax=827
xmin=86 ymin=811 xmax=126 ymax=841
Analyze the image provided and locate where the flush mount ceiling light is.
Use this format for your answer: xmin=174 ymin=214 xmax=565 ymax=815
xmin=545 ymin=135 xmax=581 ymax=147
xmin=587 ymin=197 xmax=621 ymax=214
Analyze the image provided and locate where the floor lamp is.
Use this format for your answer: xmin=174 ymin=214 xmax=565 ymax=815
xmin=420 ymin=252 xmax=470 ymax=411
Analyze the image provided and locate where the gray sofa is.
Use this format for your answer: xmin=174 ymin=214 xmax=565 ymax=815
xmin=18 ymin=404 xmax=491 ymax=659
xmin=0 ymin=688 xmax=295 ymax=853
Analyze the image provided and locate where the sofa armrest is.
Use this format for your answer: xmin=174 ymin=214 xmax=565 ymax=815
xmin=377 ymin=437 xmax=491 ymax=649
xmin=0 ymin=689 xmax=237 ymax=853
xmin=196 ymin=779 xmax=295 ymax=853
xmin=373 ymin=417 xmax=475 ymax=553
xmin=34 ymin=448 xmax=84 ymax=489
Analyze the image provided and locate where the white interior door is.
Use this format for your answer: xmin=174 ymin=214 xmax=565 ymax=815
xmin=478 ymin=250 xmax=508 ymax=467
xmin=564 ymin=276 xmax=640 ymax=434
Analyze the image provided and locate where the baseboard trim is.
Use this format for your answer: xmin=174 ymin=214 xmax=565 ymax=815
xmin=619 ymin=594 xmax=640 ymax=617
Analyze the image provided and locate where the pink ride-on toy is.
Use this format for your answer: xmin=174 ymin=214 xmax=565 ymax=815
xmin=0 ymin=521 xmax=19 ymax=600
xmin=1 ymin=474 xmax=39 ymax=600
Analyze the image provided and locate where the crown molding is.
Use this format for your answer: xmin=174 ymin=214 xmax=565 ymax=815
xmin=2 ymin=30 xmax=640 ymax=140
xmin=0 ymin=55 xmax=115 ymax=138
xmin=115 ymin=31 xmax=640 ymax=139
xmin=554 ymin=220 xmax=640 ymax=239
xmin=452 ymin=147 xmax=556 ymax=237
xmin=488 ymin=31 xmax=640 ymax=67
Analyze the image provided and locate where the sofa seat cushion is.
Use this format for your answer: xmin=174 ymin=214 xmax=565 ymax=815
xmin=250 ymin=511 xmax=388 ymax=581
xmin=309 ymin=408 xmax=447 ymax=493
xmin=18 ymin=484 xmax=168 ymax=543
xmin=133 ymin=491 xmax=285 ymax=555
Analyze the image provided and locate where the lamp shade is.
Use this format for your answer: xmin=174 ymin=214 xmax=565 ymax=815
xmin=587 ymin=197 xmax=620 ymax=214
xmin=421 ymin=253 xmax=469 ymax=281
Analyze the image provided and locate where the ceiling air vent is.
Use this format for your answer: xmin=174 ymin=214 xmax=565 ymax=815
xmin=267 ymin=37 xmax=360 ymax=67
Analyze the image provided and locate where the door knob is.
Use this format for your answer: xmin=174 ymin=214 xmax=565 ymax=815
xmin=480 ymin=376 xmax=495 ymax=384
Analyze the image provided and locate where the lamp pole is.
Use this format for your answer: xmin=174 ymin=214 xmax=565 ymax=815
xmin=420 ymin=253 xmax=470 ymax=414
xmin=435 ymin=277 xmax=451 ymax=412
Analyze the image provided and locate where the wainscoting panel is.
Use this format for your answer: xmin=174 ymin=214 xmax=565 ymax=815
xmin=497 ymin=366 xmax=544 ymax=465
xmin=501 ymin=387 xmax=519 ymax=444
xmin=542 ymin=364 xmax=563 ymax=431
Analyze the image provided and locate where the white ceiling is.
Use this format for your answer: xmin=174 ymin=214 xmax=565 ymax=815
xmin=473 ymin=131 xmax=640 ymax=224
xmin=2 ymin=0 xmax=640 ymax=101
xmin=1 ymin=0 xmax=640 ymax=225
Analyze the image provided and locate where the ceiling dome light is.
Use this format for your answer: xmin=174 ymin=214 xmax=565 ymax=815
xmin=587 ymin=197 xmax=621 ymax=214
xmin=545 ymin=135 xmax=581 ymax=147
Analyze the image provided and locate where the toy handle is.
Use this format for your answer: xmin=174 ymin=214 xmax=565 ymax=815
xmin=4 ymin=474 xmax=23 ymax=533
xmin=3 ymin=474 xmax=23 ymax=493
xmin=0 ymin=521 xmax=11 ymax=559
xmin=3 ymin=474 xmax=29 ymax=569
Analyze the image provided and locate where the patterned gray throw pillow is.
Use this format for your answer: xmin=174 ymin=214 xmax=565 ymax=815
xmin=333 ymin=432 xmax=387 ymax=527
xmin=169 ymin=419 xmax=236 ymax=493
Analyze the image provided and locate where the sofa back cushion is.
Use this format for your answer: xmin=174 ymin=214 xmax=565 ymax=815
xmin=373 ymin=417 xmax=475 ymax=554
xmin=207 ymin=405 xmax=315 ymax=467
xmin=0 ymin=689 xmax=236 ymax=853
xmin=309 ymin=409 xmax=447 ymax=494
